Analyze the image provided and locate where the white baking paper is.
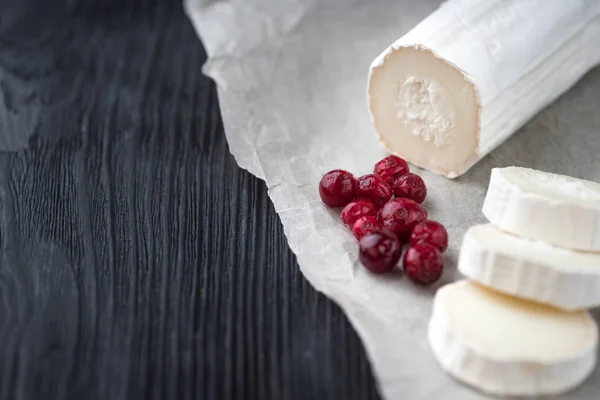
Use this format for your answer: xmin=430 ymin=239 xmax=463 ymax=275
xmin=185 ymin=0 xmax=600 ymax=398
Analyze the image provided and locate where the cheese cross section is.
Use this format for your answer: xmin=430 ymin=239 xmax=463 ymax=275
xmin=428 ymin=280 xmax=598 ymax=396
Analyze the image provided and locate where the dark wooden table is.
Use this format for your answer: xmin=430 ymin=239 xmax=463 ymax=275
xmin=0 ymin=1 xmax=380 ymax=398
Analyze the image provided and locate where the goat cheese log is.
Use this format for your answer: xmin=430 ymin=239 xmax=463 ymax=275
xmin=367 ymin=0 xmax=600 ymax=178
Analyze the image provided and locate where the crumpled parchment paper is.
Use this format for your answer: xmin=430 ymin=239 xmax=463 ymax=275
xmin=185 ymin=0 xmax=600 ymax=398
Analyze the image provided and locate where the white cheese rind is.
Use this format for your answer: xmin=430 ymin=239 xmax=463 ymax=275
xmin=428 ymin=281 xmax=598 ymax=397
xmin=482 ymin=167 xmax=600 ymax=251
xmin=368 ymin=0 xmax=600 ymax=178
xmin=458 ymin=224 xmax=600 ymax=311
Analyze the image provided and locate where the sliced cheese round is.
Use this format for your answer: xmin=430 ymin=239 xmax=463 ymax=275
xmin=482 ymin=166 xmax=600 ymax=251
xmin=428 ymin=281 xmax=598 ymax=397
xmin=459 ymin=224 xmax=600 ymax=310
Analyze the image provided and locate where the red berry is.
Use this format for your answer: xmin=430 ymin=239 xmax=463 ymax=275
xmin=319 ymin=169 xmax=357 ymax=207
xmin=392 ymin=173 xmax=427 ymax=204
xmin=356 ymin=174 xmax=392 ymax=207
xmin=410 ymin=220 xmax=448 ymax=252
xmin=374 ymin=155 xmax=409 ymax=185
xmin=341 ymin=199 xmax=378 ymax=227
xmin=403 ymin=243 xmax=444 ymax=285
xmin=358 ymin=230 xmax=402 ymax=273
xmin=378 ymin=198 xmax=427 ymax=240
xmin=352 ymin=216 xmax=381 ymax=240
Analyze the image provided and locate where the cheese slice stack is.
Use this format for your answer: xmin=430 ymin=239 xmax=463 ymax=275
xmin=428 ymin=166 xmax=600 ymax=396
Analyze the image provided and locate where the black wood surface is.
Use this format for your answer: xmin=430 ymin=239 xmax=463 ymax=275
xmin=0 ymin=1 xmax=380 ymax=399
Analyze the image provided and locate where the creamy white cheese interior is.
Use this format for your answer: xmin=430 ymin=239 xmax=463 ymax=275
xmin=396 ymin=76 xmax=456 ymax=147
xmin=443 ymin=282 xmax=597 ymax=360
xmin=369 ymin=46 xmax=479 ymax=177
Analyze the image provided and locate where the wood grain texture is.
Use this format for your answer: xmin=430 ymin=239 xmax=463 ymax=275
xmin=0 ymin=0 xmax=380 ymax=399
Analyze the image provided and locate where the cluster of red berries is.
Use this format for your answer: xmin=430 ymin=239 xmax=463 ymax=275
xmin=319 ymin=155 xmax=447 ymax=285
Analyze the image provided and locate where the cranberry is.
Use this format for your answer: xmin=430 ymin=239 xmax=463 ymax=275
xmin=319 ymin=169 xmax=357 ymax=207
xmin=356 ymin=174 xmax=392 ymax=207
xmin=403 ymin=243 xmax=444 ymax=285
xmin=410 ymin=220 xmax=448 ymax=252
xmin=352 ymin=216 xmax=381 ymax=240
xmin=392 ymin=173 xmax=427 ymax=204
xmin=374 ymin=155 xmax=409 ymax=185
xmin=378 ymin=198 xmax=427 ymax=240
xmin=341 ymin=199 xmax=378 ymax=227
xmin=358 ymin=230 xmax=402 ymax=273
